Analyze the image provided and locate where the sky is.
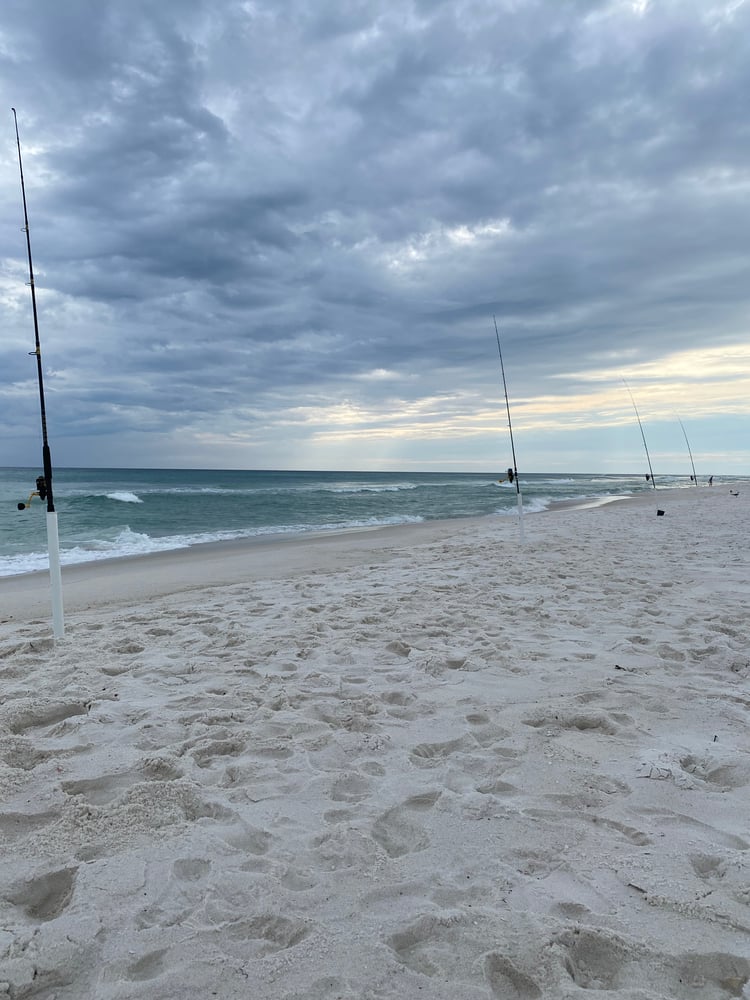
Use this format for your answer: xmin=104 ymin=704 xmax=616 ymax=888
xmin=0 ymin=0 xmax=748 ymax=475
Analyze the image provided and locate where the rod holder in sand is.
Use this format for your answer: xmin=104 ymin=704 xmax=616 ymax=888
xmin=46 ymin=511 xmax=64 ymax=638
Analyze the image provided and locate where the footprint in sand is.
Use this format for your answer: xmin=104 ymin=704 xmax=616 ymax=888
xmin=638 ymin=808 xmax=749 ymax=851
xmin=8 ymin=700 xmax=89 ymax=734
xmin=141 ymin=754 xmax=185 ymax=781
xmin=656 ymin=642 xmax=686 ymax=662
xmin=385 ymin=639 xmax=411 ymax=658
xmin=6 ymin=866 xmax=78 ymax=921
xmin=689 ymin=851 xmax=750 ymax=907
xmin=627 ymin=634 xmax=650 ymax=647
xmin=690 ymin=853 xmax=728 ymax=881
xmin=0 ymin=808 xmax=61 ymax=840
xmin=410 ymin=738 xmax=469 ymax=766
xmin=189 ymin=738 xmax=245 ymax=768
xmin=371 ymin=792 xmax=441 ymax=858
xmin=484 ymin=953 xmax=542 ymax=999
xmin=124 ymin=948 xmax=169 ymax=981
xmin=554 ymin=926 xmax=750 ymax=996
xmin=380 ymin=689 xmax=418 ymax=718
xmin=469 ymin=722 xmax=512 ymax=748
xmin=173 ymin=857 xmax=211 ymax=882
xmin=585 ymin=815 xmax=651 ymax=846
xmin=112 ymin=640 xmax=145 ymax=654
xmin=62 ymin=771 xmax=138 ymax=805
xmin=279 ymin=867 xmax=319 ymax=892
xmin=218 ymin=821 xmax=272 ymax=855
xmin=0 ymin=738 xmax=59 ymax=771
xmin=330 ymin=772 xmax=372 ymax=803
xmin=388 ymin=915 xmax=459 ymax=978
xmin=206 ymin=913 xmax=310 ymax=960
xmin=0 ymin=636 xmax=55 ymax=658
xmin=388 ymin=910 xmax=528 ymax=988
xmin=476 ymin=777 xmax=518 ymax=797
xmin=136 ymin=861 xmax=211 ymax=931
xmin=679 ymin=751 xmax=750 ymax=790
xmin=521 ymin=711 xmax=620 ymax=736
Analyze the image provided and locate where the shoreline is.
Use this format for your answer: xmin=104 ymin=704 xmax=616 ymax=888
xmin=0 ymin=483 xmax=732 ymax=626
xmin=0 ymin=512 xmax=511 ymax=621
xmin=0 ymin=480 xmax=725 ymax=592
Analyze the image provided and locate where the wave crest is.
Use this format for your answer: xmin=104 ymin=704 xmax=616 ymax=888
xmin=105 ymin=492 xmax=143 ymax=504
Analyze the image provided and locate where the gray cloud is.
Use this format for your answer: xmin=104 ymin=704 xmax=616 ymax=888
xmin=1 ymin=0 xmax=748 ymax=470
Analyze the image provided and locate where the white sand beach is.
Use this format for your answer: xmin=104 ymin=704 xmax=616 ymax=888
xmin=1 ymin=486 xmax=749 ymax=999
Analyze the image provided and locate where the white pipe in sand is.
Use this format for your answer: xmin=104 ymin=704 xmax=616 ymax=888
xmin=46 ymin=511 xmax=65 ymax=639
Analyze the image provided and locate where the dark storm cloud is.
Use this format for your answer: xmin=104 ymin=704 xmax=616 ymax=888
xmin=1 ymin=0 xmax=748 ymax=468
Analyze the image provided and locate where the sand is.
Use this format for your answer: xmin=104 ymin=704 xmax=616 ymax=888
xmin=0 ymin=486 xmax=749 ymax=999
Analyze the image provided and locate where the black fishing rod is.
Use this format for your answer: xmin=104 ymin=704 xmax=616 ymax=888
xmin=12 ymin=108 xmax=64 ymax=637
xmin=677 ymin=416 xmax=698 ymax=485
xmin=622 ymin=378 xmax=656 ymax=489
xmin=493 ymin=316 xmax=525 ymax=542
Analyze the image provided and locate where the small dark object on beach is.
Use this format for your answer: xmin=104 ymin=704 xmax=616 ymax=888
xmin=656 ymin=509 xmax=665 ymax=516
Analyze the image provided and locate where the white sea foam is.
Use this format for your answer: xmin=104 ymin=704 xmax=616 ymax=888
xmin=327 ymin=483 xmax=419 ymax=494
xmin=0 ymin=551 xmax=50 ymax=577
xmin=105 ymin=491 xmax=143 ymax=503
xmin=0 ymin=515 xmax=426 ymax=576
xmin=496 ymin=494 xmax=553 ymax=515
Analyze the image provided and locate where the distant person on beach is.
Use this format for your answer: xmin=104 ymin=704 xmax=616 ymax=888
xmin=709 ymin=476 xmax=714 ymax=486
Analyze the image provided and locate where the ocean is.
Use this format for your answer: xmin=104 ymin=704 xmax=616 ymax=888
xmin=0 ymin=467 xmax=721 ymax=578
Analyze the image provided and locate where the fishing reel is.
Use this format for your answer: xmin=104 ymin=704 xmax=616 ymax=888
xmin=18 ymin=475 xmax=47 ymax=510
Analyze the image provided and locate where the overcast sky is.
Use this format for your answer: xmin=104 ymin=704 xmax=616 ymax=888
xmin=1 ymin=0 xmax=748 ymax=474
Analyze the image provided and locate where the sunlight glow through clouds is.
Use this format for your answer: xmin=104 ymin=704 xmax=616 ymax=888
xmin=288 ymin=341 xmax=750 ymax=449
xmin=536 ymin=343 xmax=750 ymax=427
xmin=561 ymin=343 xmax=750 ymax=387
xmin=383 ymin=218 xmax=513 ymax=272
xmin=134 ymin=338 xmax=750 ymax=466
xmin=354 ymin=367 xmax=410 ymax=382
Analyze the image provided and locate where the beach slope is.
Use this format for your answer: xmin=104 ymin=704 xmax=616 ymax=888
xmin=1 ymin=487 xmax=749 ymax=998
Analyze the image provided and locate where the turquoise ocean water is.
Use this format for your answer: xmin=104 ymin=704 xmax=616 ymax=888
xmin=0 ymin=467 xmax=727 ymax=577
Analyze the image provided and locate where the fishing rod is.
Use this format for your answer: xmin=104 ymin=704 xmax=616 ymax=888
xmin=677 ymin=416 xmax=698 ymax=486
xmin=622 ymin=378 xmax=656 ymax=490
xmin=12 ymin=108 xmax=65 ymax=639
xmin=493 ymin=315 xmax=525 ymax=543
